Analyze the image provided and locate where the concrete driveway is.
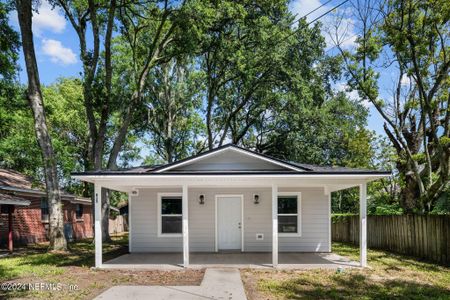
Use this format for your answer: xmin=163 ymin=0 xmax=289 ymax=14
xmin=94 ymin=268 xmax=247 ymax=300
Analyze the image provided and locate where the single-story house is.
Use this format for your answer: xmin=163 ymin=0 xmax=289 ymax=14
xmin=0 ymin=169 xmax=93 ymax=247
xmin=72 ymin=144 xmax=390 ymax=268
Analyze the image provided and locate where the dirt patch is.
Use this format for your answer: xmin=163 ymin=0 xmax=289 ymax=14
xmin=1 ymin=267 xmax=205 ymax=300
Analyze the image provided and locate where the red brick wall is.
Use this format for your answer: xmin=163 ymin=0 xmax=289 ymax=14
xmin=65 ymin=202 xmax=93 ymax=240
xmin=0 ymin=194 xmax=93 ymax=246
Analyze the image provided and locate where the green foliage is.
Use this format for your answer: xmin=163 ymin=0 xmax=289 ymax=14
xmin=0 ymin=78 xmax=88 ymax=191
xmin=339 ymin=0 xmax=450 ymax=213
xmin=1 ymin=0 xmax=411 ymax=216
xmin=431 ymin=191 xmax=450 ymax=215
xmin=0 ymin=1 xmax=19 ymax=92
xmin=370 ymin=203 xmax=403 ymax=215
xmin=143 ymin=59 xmax=205 ymax=163
xmin=331 ymin=213 xmax=357 ymax=223
xmin=0 ymin=87 xmax=40 ymax=179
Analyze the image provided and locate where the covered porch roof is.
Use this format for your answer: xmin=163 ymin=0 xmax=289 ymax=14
xmin=72 ymin=144 xmax=390 ymax=193
xmin=71 ymin=173 xmax=388 ymax=194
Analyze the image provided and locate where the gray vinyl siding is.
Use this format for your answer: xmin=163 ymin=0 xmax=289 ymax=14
xmin=130 ymin=187 xmax=330 ymax=253
xmin=174 ymin=150 xmax=287 ymax=171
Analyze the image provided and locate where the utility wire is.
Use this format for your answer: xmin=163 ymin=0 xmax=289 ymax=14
xmin=274 ymin=0 xmax=351 ymax=50
xmin=308 ymin=0 xmax=349 ymax=25
xmin=286 ymin=0 xmax=337 ymax=32
xmin=302 ymin=0 xmax=335 ymax=19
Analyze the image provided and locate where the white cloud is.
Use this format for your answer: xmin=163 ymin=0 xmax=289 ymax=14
xmin=289 ymin=0 xmax=357 ymax=50
xmin=41 ymin=39 xmax=77 ymax=65
xmin=289 ymin=0 xmax=326 ymax=23
xmin=33 ymin=1 xmax=66 ymax=35
xmin=400 ymin=74 xmax=412 ymax=86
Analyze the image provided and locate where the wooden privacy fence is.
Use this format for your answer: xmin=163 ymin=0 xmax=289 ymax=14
xmin=332 ymin=215 xmax=450 ymax=266
xmin=109 ymin=215 xmax=128 ymax=235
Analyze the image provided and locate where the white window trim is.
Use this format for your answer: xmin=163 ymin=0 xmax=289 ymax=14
xmin=277 ymin=192 xmax=302 ymax=237
xmin=157 ymin=192 xmax=183 ymax=237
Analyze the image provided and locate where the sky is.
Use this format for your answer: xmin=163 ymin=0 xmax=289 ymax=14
xmin=10 ymin=0 xmax=388 ymax=137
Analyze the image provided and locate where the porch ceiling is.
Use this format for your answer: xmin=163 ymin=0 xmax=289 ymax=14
xmin=72 ymin=174 xmax=387 ymax=193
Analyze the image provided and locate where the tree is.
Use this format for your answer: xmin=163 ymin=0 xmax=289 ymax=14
xmin=144 ymin=59 xmax=205 ymax=163
xmin=15 ymin=0 xmax=66 ymax=250
xmin=0 ymin=78 xmax=88 ymax=192
xmin=0 ymin=1 xmax=19 ymax=92
xmin=199 ymin=0 xmax=295 ymax=149
xmin=55 ymin=0 xmax=207 ymax=239
xmin=334 ymin=0 xmax=450 ymax=212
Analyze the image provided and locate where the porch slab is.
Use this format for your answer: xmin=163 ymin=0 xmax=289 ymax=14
xmin=102 ymin=252 xmax=359 ymax=270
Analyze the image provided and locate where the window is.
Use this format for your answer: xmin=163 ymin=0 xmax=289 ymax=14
xmin=75 ymin=204 xmax=83 ymax=219
xmin=158 ymin=194 xmax=182 ymax=236
xmin=41 ymin=197 xmax=49 ymax=222
xmin=278 ymin=193 xmax=301 ymax=235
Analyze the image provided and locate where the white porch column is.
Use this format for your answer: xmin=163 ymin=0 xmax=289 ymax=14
xmin=94 ymin=183 xmax=102 ymax=268
xmin=360 ymin=182 xmax=367 ymax=267
xmin=272 ymin=184 xmax=278 ymax=267
xmin=182 ymin=184 xmax=189 ymax=267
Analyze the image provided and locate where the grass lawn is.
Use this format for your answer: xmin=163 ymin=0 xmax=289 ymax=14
xmin=242 ymin=242 xmax=450 ymax=300
xmin=0 ymin=234 xmax=204 ymax=299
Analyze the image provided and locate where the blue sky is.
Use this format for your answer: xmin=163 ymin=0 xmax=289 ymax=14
xmin=11 ymin=0 xmax=388 ymax=137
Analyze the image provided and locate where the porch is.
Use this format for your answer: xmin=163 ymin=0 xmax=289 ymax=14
xmin=102 ymin=252 xmax=359 ymax=270
xmin=72 ymin=145 xmax=390 ymax=269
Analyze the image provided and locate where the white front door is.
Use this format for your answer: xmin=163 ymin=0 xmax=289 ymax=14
xmin=217 ymin=196 xmax=242 ymax=250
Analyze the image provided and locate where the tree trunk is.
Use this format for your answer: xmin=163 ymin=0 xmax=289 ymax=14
xmin=15 ymin=0 xmax=67 ymax=251
xmin=101 ymin=188 xmax=111 ymax=242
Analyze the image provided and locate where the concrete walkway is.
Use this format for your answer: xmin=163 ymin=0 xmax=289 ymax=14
xmin=94 ymin=268 xmax=247 ymax=300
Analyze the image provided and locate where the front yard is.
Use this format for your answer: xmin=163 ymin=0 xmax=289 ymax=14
xmin=1 ymin=238 xmax=449 ymax=300
xmin=0 ymin=235 xmax=204 ymax=299
xmin=242 ymin=242 xmax=450 ymax=299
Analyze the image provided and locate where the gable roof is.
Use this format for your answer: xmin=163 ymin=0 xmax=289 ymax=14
xmin=0 ymin=193 xmax=31 ymax=206
xmin=72 ymin=144 xmax=391 ymax=176
xmin=152 ymin=144 xmax=309 ymax=173
xmin=0 ymin=168 xmax=91 ymax=204
xmin=0 ymin=169 xmax=37 ymax=189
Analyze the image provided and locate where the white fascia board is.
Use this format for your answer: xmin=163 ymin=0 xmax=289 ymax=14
xmin=73 ymin=173 xmax=390 ymax=180
xmin=154 ymin=146 xmax=305 ymax=173
xmin=72 ymin=174 xmax=390 ymax=191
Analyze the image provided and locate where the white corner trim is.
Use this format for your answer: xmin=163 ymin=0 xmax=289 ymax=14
xmin=214 ymin=194 xmax=244 ymax=252
xmin=272 ymin=184 xmax=278 ymax=267
xmin=94 ymin=183 xmax=103 ymax=268
xmin=128 ymin=193 xmax=132 ymax=252
xmin=157 ymin=192 xmax=183 ymax=238
xmin=155 ymin=146 xmax=305 ymax=173
xmin=277 ymin=192 xmax=302 ymax=237
xmin=328 ymin=193 xmax=332 ymax=252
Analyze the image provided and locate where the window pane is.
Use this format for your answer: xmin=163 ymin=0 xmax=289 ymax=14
xmin=278 ymin=216 xmax=298 ymax=233
xmin=278 ymin=196 xmax=297 ymax=214
xmin=41 ymin=198 xmax=49 ymax=221
xmin=161 ymin=197 xmax=182 ymax=214
xmin=161 ymin=216 xmax=182 ymax=234
xmin=76 ymin=204 xmax=83 ymax=218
